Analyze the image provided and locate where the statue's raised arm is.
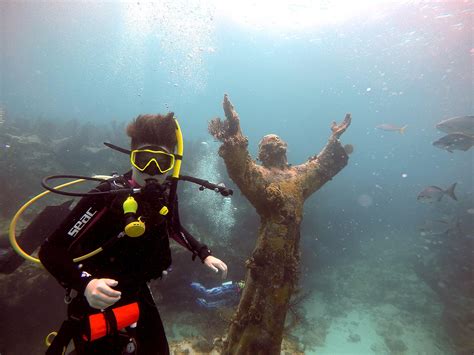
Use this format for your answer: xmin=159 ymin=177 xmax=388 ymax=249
xmin=297 ymin=113 xmax=352 ymax=199
xmin=208 ymin=95 xmax=265 ymax=208
xmin=208 ymin=94 xmax=243 ymax=140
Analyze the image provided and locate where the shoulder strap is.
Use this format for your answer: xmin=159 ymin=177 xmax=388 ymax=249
xmin=102 ymin=175 xmax=133 ymax=212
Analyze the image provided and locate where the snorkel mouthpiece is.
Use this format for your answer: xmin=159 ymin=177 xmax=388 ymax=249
xmin=123 ymin=196 xmax=145 ymax=237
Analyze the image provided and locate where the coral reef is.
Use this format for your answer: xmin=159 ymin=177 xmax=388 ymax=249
xmin=413 ymin=196 xmax=474 ymax=354
xmin=0 ymin=116 xmax=129 ymax=219
xmin=168 ymin=335 xmax=303 ymax=354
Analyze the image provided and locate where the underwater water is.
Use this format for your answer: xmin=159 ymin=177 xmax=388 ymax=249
xmin=0 ymin=1 xmax=472 ymax=354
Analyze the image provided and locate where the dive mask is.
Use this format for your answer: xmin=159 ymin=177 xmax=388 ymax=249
xmin=130 ymin=148 xmax=175 ymax=174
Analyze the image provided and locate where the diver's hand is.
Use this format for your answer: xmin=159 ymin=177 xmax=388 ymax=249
xmin=84 ymin=278 xmax=122 ymax=310
xmin=331 ymin=113 xmax=352 ymax=139
xmin=204 ymin=256 xmax=228 ymax=279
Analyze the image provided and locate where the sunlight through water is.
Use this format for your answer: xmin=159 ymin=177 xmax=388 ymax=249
xmin=119 ymin=0 xmax=217 ymax=93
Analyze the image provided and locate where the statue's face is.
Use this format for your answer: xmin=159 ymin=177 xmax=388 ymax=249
xmin=258 ymin=134 xmax=288 ymax=168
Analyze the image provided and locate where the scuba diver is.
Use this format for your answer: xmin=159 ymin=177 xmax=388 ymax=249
xmin=37 ymin=113 xmax=228 ymax=354
xmin=191 ymin=280 xmax=244 ymax=309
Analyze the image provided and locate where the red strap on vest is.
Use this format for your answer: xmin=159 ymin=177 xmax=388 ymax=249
xmin=84 ymin=302 xmax=140 ymax=341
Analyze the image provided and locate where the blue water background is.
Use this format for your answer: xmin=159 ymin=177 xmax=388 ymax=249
xmin=2 ymin=1 xmax=471 ymax=238
xmin=1 ymin=2 xmax=473 ymax=353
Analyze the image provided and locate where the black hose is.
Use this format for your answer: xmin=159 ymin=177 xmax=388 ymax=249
xmin=41 ymin=174 xmax=233 ymax=198
xmin=41 ymin=175 xmax=133 ymax=197
xmin=177 ymin=175 xmax=233 ymax=196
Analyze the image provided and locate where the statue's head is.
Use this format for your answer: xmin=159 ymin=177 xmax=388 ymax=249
xmin=258 ymin=134 xmax=288 ymax=168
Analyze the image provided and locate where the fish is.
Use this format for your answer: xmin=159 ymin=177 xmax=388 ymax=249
xmin=418 ymin=217 xmax=453 ymax=237
xmin=417 ymin=183 xmax=457 ymax=204
xmin=436 ymin=115 xmax=474 ymax=136
xmin=432 ymin=133 xmax=474 ymax=152
xmin=375 ymin=124 xmax=407 ymax=134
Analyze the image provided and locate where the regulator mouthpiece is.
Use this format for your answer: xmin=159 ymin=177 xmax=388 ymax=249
xmin=123 ymin=196 xmax=145 ymax=237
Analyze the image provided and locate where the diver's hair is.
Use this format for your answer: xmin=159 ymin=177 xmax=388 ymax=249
xmin=126 ymin=112 xmax=177 ymax=150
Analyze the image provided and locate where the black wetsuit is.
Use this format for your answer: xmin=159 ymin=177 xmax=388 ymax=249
xmin=39 ymin=172 xmax=211 ymax=355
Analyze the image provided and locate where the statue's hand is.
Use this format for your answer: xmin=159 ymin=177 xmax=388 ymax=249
xmin=331 ymin=113 xmax=352 ymax=139
xmin=209 ymin=94 xmax=241 ymax=141
xmin=222 ymin=94 xmax=241 ymax=137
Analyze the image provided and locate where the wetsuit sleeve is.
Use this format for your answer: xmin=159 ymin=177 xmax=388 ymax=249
xmin=168 ymin=197 xmax=212 ymax=262
xmin=180 ymin=226 xmax=212 ymax=262
xmin=39 ymin=185 xmax=111 ymax=294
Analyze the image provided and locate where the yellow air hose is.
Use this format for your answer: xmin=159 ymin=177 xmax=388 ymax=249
xmin=8 ymin=176 xmax=112 ymax=265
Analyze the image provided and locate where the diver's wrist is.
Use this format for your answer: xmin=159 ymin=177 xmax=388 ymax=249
xmin=198 ymin=246 xmax=212 ymax=263
xmin=78 ymin=271 xmax=94 ymax=294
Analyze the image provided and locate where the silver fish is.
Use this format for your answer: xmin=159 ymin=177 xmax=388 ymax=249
xmin=418 ymin=217 xmax=454 ymax=237
xmin=436 ymin=115 xmax=474 ymax=136
xmin=375 ymin=124 xmax=407 ymax=134
xmin=417 ymin=183 xmax=457 ymax=203
xmin=432 ymin=133 xmax=474 ymax=152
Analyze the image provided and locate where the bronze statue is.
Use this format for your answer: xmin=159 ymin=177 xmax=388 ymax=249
xmin=209 ymin=94 xmax=352 ymax=354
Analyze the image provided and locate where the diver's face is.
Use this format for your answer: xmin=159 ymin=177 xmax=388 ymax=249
xmin=132 ymin=167 xmax=169 ymax=186
xmin=131 ymin=144 xmax=173 ymax=186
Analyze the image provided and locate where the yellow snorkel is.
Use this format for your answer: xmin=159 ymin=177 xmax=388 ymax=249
xmin=172 ymin=117 xmax=184 ymax=179
xmin=166 ymin=117 xmax=183 ymax=216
